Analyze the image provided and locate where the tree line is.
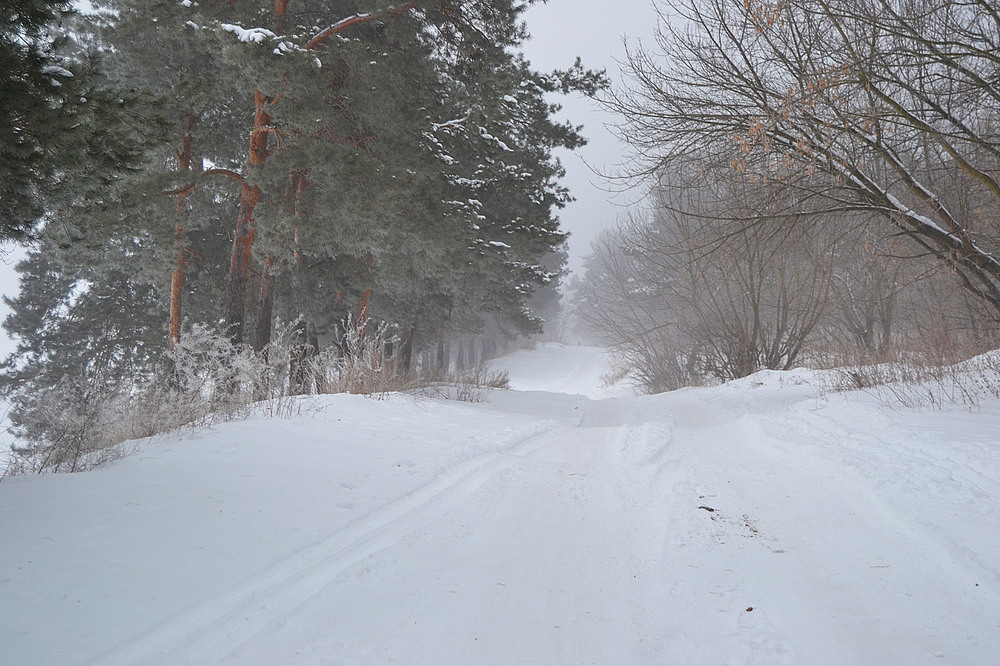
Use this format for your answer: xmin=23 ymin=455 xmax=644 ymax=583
xmin=0 ymin=0 xmax=602 ymax=471
xmin=576 ymin=0 xmax=1000 ymax=392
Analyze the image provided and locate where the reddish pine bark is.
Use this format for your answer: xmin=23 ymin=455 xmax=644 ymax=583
xmin=273 ymin=0 xmax=289 ymax=33
xmin=225 ymin=89 xmax=273 ymax=345
xmin=356 ymin=289 xmax=371 ymax=328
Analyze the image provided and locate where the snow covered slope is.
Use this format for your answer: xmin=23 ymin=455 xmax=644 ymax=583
xmin=2 ymin=343 xmax=998 ymax=664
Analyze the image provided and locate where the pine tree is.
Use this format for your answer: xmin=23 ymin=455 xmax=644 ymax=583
xmin=1 ymin=245 xmax=164 ymax=466
xmin=1 ymin=0 xmax=165 ymax=237
xmin=1 ymin=0 xmax=603 ymax=463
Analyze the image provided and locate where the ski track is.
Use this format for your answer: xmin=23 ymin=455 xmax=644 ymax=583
xmin=97 ymin=422 xmax=563 ymax=665
xmin=217 ymin=409 xmax=664 ymax=665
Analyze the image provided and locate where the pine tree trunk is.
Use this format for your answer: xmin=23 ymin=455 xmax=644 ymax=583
xmin=253 ymin=255 xmax=275 ymax=353
xmin=169 ymin=225 xmax=186 ymax=348
xmin=437 ymin=324 xmax=446 ymax=374
xmin=226 ymin=183 xmax=258 ymax=345
xmin=289 ymin=318 xmax=314 ymax=395
xmin=483 ymin=337 xmax=497 ymax=362
xmin=259 ymin=169 xmax=309 ymax=356
xmin=169 ymin=113 xmax=198 ymax=350
xmin=399 ymin=324 xmax=414 ymax=372
xmin=226 ymin=90 xmax=272 ymax=345
xmin=356 ymin=289 xmax=370 ymax=329
xmin=308 ymin=324 xmax=325 ymax=393
xmin=273 ymin=0 xmax=289 ymax=33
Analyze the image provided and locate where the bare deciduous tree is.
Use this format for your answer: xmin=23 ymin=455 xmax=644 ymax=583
xmin=609 ymin=0 xmax=1000 ymax=315
xmin=581 ymin=171 xmax=835 ymax=390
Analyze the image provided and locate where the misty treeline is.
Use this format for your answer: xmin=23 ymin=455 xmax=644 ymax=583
xmin=0 ymin=0 xmax=603 ymax=472
xmin=573 ymin=0 xmax=1000 ymax=392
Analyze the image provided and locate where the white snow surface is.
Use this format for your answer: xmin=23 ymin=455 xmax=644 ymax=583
xmin=2 ymin=343 xmax=999 ymax=664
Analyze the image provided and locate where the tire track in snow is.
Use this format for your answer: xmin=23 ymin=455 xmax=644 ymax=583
xmin=97 ymin=423 xmax=564 ymax=665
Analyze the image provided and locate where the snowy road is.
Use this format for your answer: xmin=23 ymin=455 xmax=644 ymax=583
xmin=98 ymin=393 xmax=693 ymax=665
xmin=2 ymin=344 xmax=999 ymax=664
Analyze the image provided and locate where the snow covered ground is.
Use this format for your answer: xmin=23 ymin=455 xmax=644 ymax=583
xmin=2 ymin=343 xmax=999 ymax=664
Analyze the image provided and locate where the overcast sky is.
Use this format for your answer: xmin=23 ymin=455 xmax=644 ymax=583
xmin=521 ymin=0 xmax=658 ymax=273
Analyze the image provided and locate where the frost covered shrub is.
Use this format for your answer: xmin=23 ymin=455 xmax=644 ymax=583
xmin=411 ymin=364 xmax=510 ymax=403
xmin=3 ymin=326 xmax=278 ymax=476
xmin=165 ymin=325 xmax=277 ymax=414
xmin=451 ymin=367 xmax=510 ymax=403
xmin=308 ymin=319 xmax=405 ymax=396
xmin=288 ymin=318 xmax=508 ymax=402
xmin=5 ymin=375 xmax=137 ymax=474
xmin=578 ymin=177 xmax=834 ymax=394
xmin=824 ymin=349 xmax=1000 ymax=410
xmin=1 ymin=319 xmax=509 ymax=477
